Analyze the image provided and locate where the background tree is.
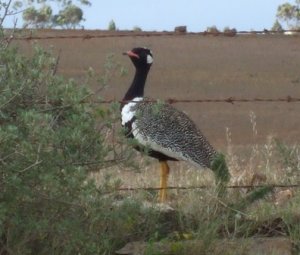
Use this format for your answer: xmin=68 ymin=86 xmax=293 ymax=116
xmin=13 ymin=0 xmax=91 ymax=28
xmin=108 ymin=19 xmax=116 ymax=31
xmin=272 ymin=19 xmax=284 ymax=31
xmin=52 ymin=4 xmax=83 ymax=28
xmin=22 ymin=5 xmax=52 ymax=28
xmin=276 ymin=0 xmax=300 ymax=29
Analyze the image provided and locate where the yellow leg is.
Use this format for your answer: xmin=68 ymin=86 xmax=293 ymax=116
xmin=159 ymin=161 xmax=170 ymax=203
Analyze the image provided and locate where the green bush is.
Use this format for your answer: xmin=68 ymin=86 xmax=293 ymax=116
xmin=0 ymin=41 xmax=140 ymax=254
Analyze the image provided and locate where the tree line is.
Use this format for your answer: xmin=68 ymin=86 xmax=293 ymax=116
xmin=5 ymin=0 xmax=300 ymax=30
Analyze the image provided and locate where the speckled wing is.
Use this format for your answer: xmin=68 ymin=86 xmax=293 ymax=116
xmin=131 ymin=99 xmax=217 ymax=169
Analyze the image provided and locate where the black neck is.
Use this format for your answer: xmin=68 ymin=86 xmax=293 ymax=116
xmin=123 ymin=67 xmax=149 ymax=101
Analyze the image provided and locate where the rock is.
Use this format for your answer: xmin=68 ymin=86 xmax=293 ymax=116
xmin=274 ymin=189 xmax=293 ymax=206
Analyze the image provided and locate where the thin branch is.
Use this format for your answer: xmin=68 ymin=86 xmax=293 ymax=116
xmin=1 ymin=13 xmax=17 ymax=49
xmin=71 ymin=157 xmax=127 ymax=169
xmin=51 ymin=49 xmax=61 ymax=76
xmin=5 ymin=8 xmax=27 ymax=16
xmin=0 ymin=0 xmax=13 ymax=27
xmin=37 ymin=192 xmax=85 ymax=208
xmin=18 ymin=160 xmax=43 ymax=173
xmin=0 ymin=151 xmax=16 ymax=165
xmin=0 ymin=80 xmax=27 ymax=109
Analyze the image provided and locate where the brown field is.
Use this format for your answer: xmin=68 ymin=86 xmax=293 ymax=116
xmin=15 ymin=29 xmax=300 ymax=151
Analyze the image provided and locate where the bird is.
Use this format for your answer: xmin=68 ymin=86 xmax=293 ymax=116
xmin=121 ymin=47 xmax=230 ymax=202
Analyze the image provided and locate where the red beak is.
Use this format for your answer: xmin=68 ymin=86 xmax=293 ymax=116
xmin=123 ymin=51 xmax=140 ymax=59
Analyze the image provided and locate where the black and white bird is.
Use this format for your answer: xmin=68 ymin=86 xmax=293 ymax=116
xmin=121 ymin=47 xmax=230 ymax=202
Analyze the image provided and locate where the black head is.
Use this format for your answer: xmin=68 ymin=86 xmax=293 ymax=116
xmin=123 ymin=47 xmax=153 ymax=69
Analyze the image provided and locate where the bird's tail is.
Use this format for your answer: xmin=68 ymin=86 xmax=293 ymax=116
xmin=210 ymin=153 xmax=231 ymax=196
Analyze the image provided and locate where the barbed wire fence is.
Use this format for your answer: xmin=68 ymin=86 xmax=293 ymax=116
xmin=114 ymin=184 xmax=300 ymax=192
xmin=8 ymin=28 xmax=299 ymax=106
xmin=3 ymin=28 xmax=300 ymax=41
xmin=6 ymin=28 xmax=300 ymax=192
xmin=34 ymin=96 xmax=300 ymax=107
xmin=101 ymin=95 xmax=300 ymax=192
xmin=94 ymin=97 xmax=300 ymax=105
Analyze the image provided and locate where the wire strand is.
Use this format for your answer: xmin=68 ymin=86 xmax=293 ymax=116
xmin=6 ymin=29 xmax=300 ymax=41
xmin=93 ymin=96 xmax=300 ymax=105
xmin=115 ymin=184 xmax=300 ymax=192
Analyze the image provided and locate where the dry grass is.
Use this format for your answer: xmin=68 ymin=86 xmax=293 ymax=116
xmin=90 ymin=112 xmax=300 ymax=248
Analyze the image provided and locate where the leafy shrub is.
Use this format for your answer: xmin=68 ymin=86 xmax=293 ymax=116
xmin=0 ymin=40 xmax=143 ymax=254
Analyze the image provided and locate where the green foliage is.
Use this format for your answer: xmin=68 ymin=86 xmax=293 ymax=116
xmin=0 ymin=38 xmax=145 ymax=253
xmin=272 ymin=19 xmax=284 ymax=31
xmin=276 ymin=0 xmax=300 ymax=29
xmin=22 ymin=5 xmax=52 ymax=28
xmin=275 ymin=139 xmax=300 ymax=181
xmin=108 ymin=19 xmax=116 ymax=31
xmin=150 ymin=100 xmax=165 ymax=117
xmin=232 ymin=186 xmax=274 ymax=212
xmin=52 ymin=4 xmax=83 ymax=28
xmin=211 ymin=153 xmax=230 ymax=197
xmin=16 ymin=0 xmax=90 ymax=28
xmin=211 ymin=153 xmax=230 ymax=183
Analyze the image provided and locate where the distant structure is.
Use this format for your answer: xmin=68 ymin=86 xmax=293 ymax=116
xmin=174 ymin=26 xmax=187 ymax=33
xmin=205 ymin=26 xmax=220 ymax=36
xmin=223 ymin=27 xmax=237 ymax=37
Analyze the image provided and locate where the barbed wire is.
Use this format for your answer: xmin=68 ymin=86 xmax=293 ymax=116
xmin=93 ymin=96 xmax=300 ymax=105
xmin=113 ymin=184 xmax=300 ymax=192
xmin=34 ymin=96 xmax=300 ymax=107
xmin=5 ymin=29 xmax=300 ymax=41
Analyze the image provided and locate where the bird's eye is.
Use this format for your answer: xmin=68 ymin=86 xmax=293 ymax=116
xmin=147 ymin=54 xmax=153 ymax=64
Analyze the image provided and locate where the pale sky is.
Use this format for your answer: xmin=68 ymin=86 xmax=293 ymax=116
xmin=3 ymin=0 xmax=291 ymax=31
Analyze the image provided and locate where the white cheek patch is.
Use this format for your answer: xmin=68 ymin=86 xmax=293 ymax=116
xmin=147 ymin=54 xmax=153 ymax=64
xmin=121 ymin=97 xmax=143 ymax=125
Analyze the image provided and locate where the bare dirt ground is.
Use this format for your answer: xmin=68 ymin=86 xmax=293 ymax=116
xmin=14 ymin=30 xmax=300 ymax=151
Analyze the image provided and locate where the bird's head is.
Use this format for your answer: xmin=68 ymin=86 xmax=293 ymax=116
xmin=123 ymin=47 xmax=153 ymax=69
